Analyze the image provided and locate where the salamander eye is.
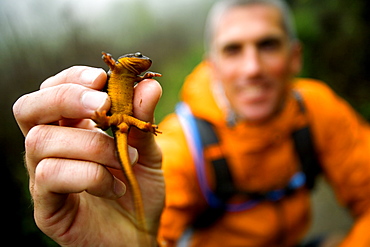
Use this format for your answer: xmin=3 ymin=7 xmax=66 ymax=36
xmin=135 ymin=52 xmax=143 ymax=58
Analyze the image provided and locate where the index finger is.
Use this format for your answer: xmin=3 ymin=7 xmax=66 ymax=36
xmin=13 ymin=84 xmax=110 ymax=136
xmin=13 ymin=66 xmax=110 ymax=136
xmin=40 ymin=66 xmax=107 ymax=90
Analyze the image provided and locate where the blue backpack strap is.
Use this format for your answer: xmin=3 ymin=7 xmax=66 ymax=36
xmin=176 ymin=102 xmax=225 ymax=208
xmin=192 ymin=117 xmax=235 ymax=202
xmin=176 ymin=100 xmax=312 ymax=213
xmin=176 ymin=102 xmax=257 ymax=229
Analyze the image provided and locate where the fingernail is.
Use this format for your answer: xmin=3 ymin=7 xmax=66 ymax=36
xmin=81 ymin=68 xmax=105 ymax=85
xmin=128 ymin=146 xmax=139 ymax=165
xmin=82 ymin=91 xmax=109 ymax=111
xmin=113 ymin=177 xmax=126 ymax=197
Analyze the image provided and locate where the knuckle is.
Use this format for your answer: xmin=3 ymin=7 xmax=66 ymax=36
xmin=12 ymin=96 xmax=22 ymax=119
xmin=46 ymin=84 xmax=88 ymax=116
xmin=25 ymin=125 xmax=53 ymax=159
xmin=49 ymin=83 xmax=94 ymax=119
xmin=86 ymin=131 xmax=114 ymax=157
xmin=84 ymin=162 xmax=114 ymax=198
xmin=88 ymin=163 xmax=106 ymax=184
xmin=12 ymin=93 xmax=29 ymax=123
xmin=34 ymin=158 xmax=58 ymax=185
xmin=52 ymin=83 xmax=81 ymax=106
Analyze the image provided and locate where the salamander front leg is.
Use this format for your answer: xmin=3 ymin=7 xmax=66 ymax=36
xmin=102 ymin=52 xmax=116 ymax=70
xmin=140 ymin=72 xmax=162 ymax=80
xmin=92 ymin=110 xmax=111 ymax=130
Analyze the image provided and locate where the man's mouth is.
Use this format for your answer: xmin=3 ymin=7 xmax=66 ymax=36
xmin=245 ymin=84 xmax=264 ymax=94
xmin=238 ymin=84 xmax=270 ymax=103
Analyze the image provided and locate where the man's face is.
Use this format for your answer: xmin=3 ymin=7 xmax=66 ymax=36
xmin=209 ymin=4 xmax=301 ymax=123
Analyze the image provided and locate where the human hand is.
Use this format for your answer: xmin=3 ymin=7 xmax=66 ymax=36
xmin=13 ymin=66 xmax=164 ymax=246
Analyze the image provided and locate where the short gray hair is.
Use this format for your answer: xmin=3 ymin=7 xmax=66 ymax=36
xmin=204 ymin=0 xmax=297 ymax=53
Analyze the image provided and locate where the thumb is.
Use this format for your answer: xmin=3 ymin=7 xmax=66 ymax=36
xmin=129 ymin=79 xmax=162 ymax=168
xmin=132 ymin=79 xmax=162 ymax=123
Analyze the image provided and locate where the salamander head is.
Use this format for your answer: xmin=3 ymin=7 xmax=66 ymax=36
xmin=116 ymin=52 xmax=153 ymax=74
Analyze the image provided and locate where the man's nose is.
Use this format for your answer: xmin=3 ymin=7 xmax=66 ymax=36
xmin=241 ymin=47 xmax=262 ymax=78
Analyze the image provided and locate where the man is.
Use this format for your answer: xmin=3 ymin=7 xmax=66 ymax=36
xmin=13 ymin=0 xmax=370 ymax=246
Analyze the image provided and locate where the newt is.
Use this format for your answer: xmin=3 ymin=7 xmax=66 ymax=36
xmin=92 ymin=52 xmax=161 ymax=244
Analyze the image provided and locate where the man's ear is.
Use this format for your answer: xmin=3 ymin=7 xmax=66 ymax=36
xmin=290 ymin=41 xmax=303 ymax=75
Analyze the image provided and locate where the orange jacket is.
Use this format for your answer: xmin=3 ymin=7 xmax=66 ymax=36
xmin=156 ymin=62 xmax=370 ymax=247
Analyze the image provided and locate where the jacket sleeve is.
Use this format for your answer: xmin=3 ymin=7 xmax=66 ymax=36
xmin=300 ymin=81 xmax=370 ymax=246
xmin=155 ymin=114 xmax=207 ymax=246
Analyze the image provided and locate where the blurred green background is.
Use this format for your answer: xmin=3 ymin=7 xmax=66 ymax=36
xmin=1 ymin=0 xmax=369 ymax=245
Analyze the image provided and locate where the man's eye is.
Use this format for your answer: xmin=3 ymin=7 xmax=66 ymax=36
xmin=258 ymin=38 xmax=281 ymax=51
xmin=222 ymin=44 xmax=242 ymax=56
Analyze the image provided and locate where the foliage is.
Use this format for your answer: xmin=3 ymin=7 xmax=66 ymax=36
xmin=291 ymin=0 xmax=370 ymax=119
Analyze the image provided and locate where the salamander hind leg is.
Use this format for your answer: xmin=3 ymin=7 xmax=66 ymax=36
xmin=125 ymin=115 xmax=161 ymax=135
xmin=142 ymin=122 xmax=161 ymax=136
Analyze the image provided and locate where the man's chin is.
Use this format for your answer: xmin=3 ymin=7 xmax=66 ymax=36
xmin=236 ymin=105 xmax=276 ymax=123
